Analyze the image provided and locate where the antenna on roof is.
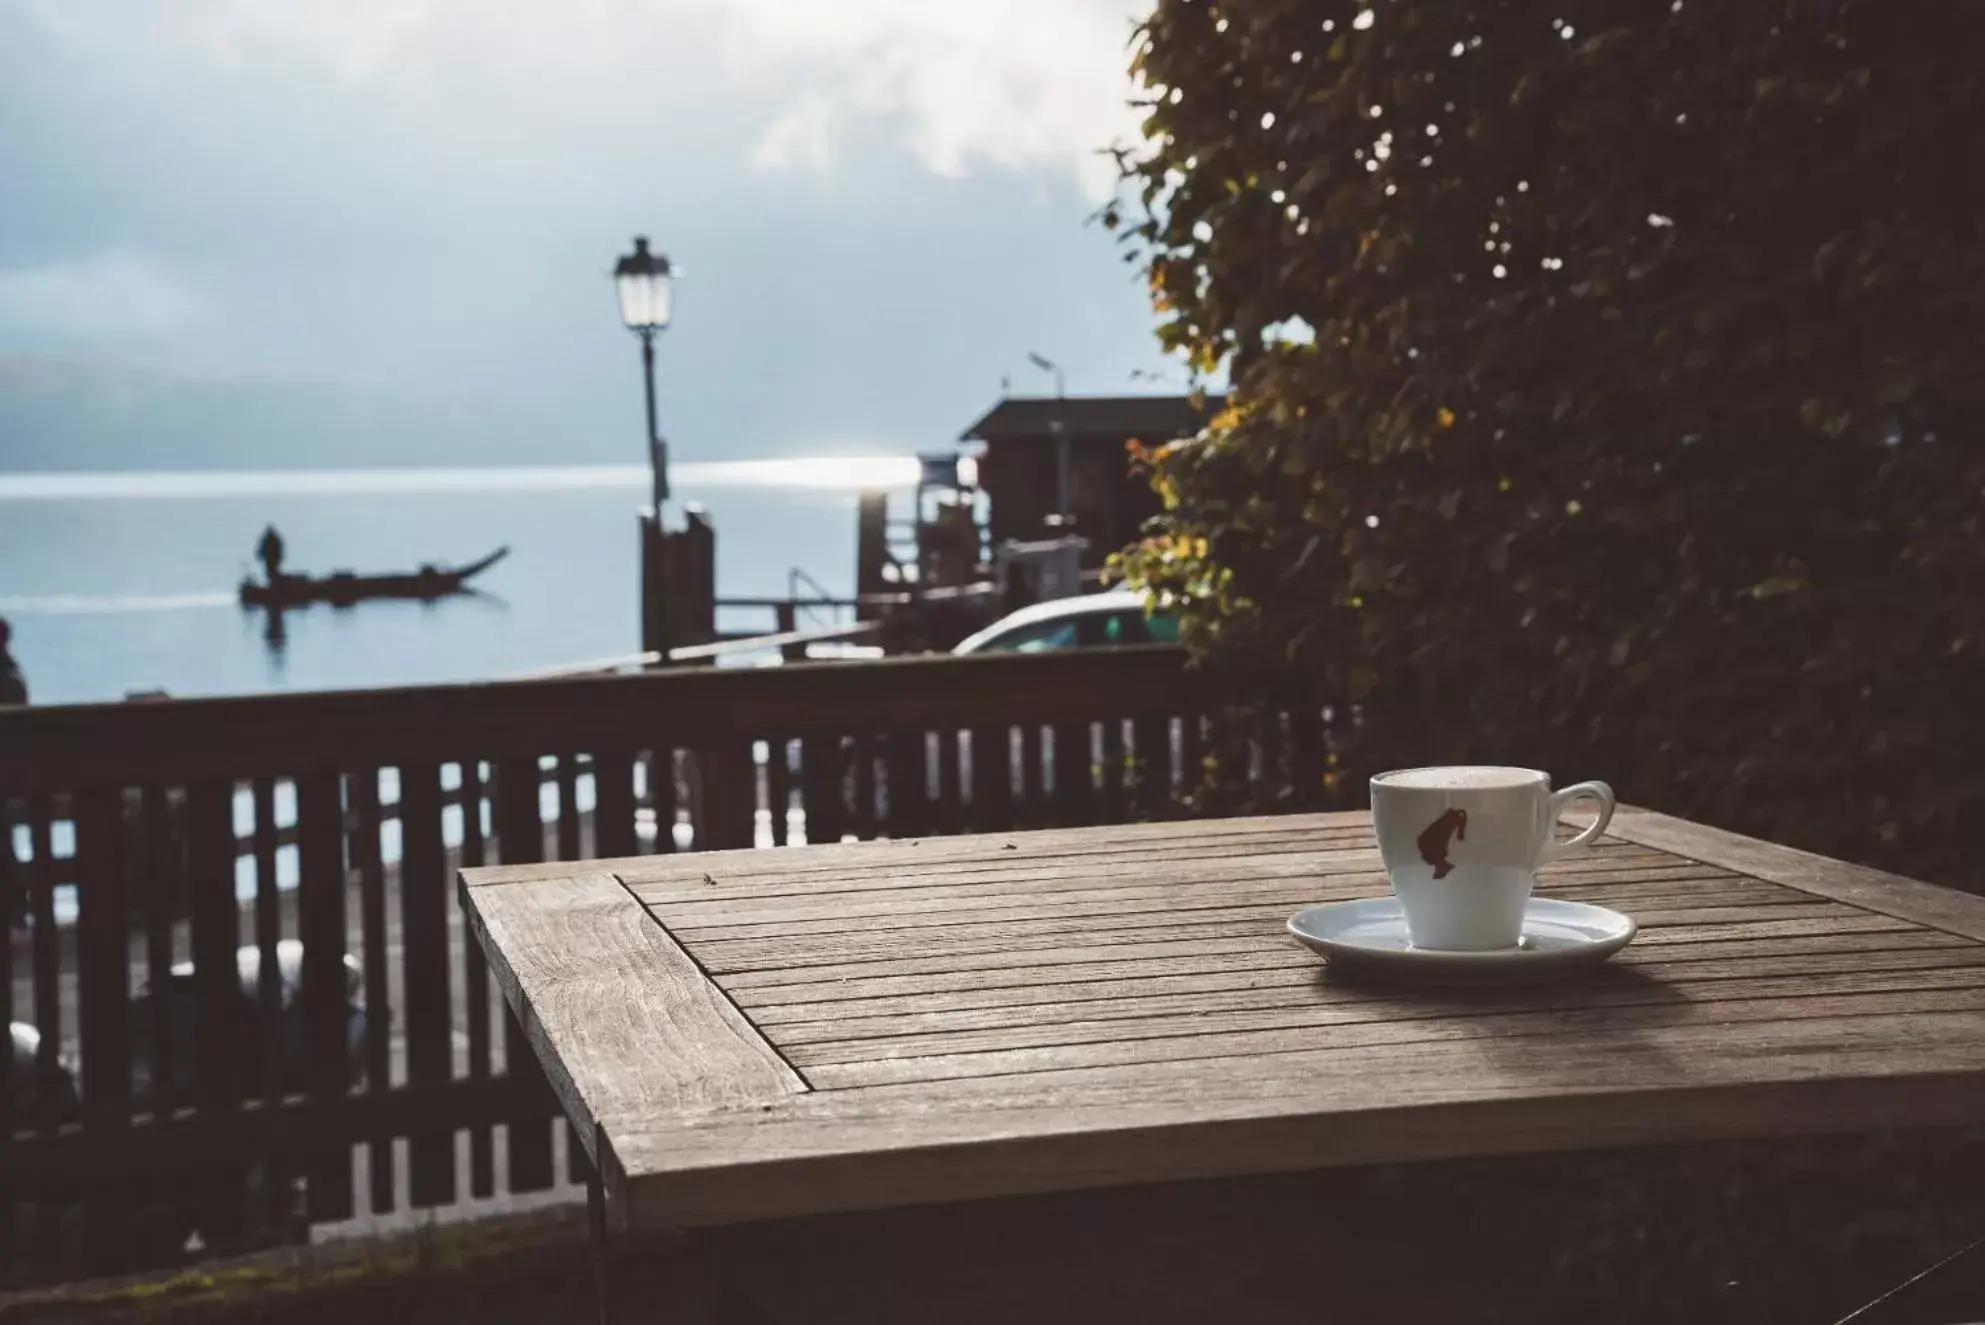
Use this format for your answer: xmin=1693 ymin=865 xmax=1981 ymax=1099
xmin=1026 ymin=351 xmax=1066 ymax=398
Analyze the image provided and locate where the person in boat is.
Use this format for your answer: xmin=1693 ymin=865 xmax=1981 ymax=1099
xmin=0 ymin=616 xmax=27 ymax=707
xmin=256 ymin=524 xmax=286 ymax=584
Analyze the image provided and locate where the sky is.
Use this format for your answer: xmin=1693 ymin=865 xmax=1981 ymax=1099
xmin=0 ymin=0 xmax=1176 ymax=472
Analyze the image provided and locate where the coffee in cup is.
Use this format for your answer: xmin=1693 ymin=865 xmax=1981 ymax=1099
xmin=1369 ymin=767 xmax=1615 ymax=950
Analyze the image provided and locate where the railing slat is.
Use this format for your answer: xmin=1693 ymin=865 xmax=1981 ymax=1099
xmin=648 ymin=749 xmax=679 ymax=855
xmin=554 ymin=753 xmax=591 ymax=1187
xmin=138 ymin=786 xmax=178 ymax=1122
xmin=698 ymin=743 xmax=756 ymax=851
xmin=852 ymin=736 xmax=878 ymax=840
xmin=73 ymin=785 xmax=130 ymax=1272
xmin=766 ymin=738 xmax=793 ymax=848
xmin=555 ymin=755 xmax=581 ymax=862
xmin=250 ymin=779 xmax=283 ymax=1108
xmin=493 ymin=757 xmax=555 ymax=1195
xmin=74 ymin=788 xmax=130 ymax=1119
xmin=1133 ymin=712 xmax=1169 ymax=820
xmin=0 ymin=796 xmax=15 ymax=1142
xmin=348 ymin=771 xmax=394 ymax=1215
xmin=799 ymin=736 xmax=846 ymax=847
xmin=1099 ymin=718 xmax=1127 ymax=825
xmin=187 ymin=778 xmax=244 ymax=1244
xmin=458 ymin=759 xmax=495 ymax=1200
xmin=297 ymin=771 xmax=353 ymax=1223
xmin=0 ymin=647 xmax=1195 ymax=794
xmin=968 ymin=725 xmax=1013 ymax=834
xmin=593 ymin=751 xmax=638 ymax=859
xmin=1052 ymin=721 xmax=1093 ymax=828
xmin=1179 ymin=711 xmax=1204 ymax=800
xmin=1019 ymin=724 xmax=1045 ymax=829
xmin=26 ymin=795 xmax=59 ymax=1135
xmin=885 ymin=730 xmax=927 ymax=839
xmin=937 ymin=728 xmax=963 ymax=836
xmin=1291 ymin=702 xmax=1326 ymax=810
xmin=398 ymin=761 xmax=453 ymax=1208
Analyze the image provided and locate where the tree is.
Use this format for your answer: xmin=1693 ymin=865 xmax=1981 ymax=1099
xmin=1112 ymin=0 xmax=1985 ymax=883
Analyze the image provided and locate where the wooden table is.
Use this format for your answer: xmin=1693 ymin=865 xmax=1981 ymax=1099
xmin=461 ymin=808 xmax=1985 ymax=1311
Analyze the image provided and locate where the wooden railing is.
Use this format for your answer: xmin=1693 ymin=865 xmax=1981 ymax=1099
xmin=0 ymin=647 xmax=1338 ymax=1284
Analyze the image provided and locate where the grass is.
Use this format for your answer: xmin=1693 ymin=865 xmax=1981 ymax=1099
xmin=0 ymin=1208 xmax=597 ymax=1324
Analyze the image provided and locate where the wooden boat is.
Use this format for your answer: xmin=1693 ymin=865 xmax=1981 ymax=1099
xmin=239 ymin=547 xmax=509 ymax=609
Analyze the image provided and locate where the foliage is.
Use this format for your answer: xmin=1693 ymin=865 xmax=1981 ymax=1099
xmin=1110 ymin=0 xmax=1985 ymax=884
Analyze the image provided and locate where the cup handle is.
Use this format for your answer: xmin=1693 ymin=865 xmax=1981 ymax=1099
xmin=1537 ymin=781 xmax=1616 ymax=865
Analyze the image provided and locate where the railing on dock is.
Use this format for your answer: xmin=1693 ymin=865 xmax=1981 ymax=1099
xmin=0 ymin=647 xmax=1340 ymax=1284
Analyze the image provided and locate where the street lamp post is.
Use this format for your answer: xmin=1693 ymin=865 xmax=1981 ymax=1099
xmin=615 ymin=236 xmax=676 ymax=515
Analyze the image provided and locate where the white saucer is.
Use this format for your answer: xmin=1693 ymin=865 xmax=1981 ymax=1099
xmin=1287 ymin=897 xmax=1636 ymax=983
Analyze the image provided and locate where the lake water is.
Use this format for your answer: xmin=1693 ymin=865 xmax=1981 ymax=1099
xmin=0 ymin=459 xmax=919 ymax=706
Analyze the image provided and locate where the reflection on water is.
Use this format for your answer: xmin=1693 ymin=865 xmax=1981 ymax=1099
xmin=0 ymin=462 xmax=909 ymax=702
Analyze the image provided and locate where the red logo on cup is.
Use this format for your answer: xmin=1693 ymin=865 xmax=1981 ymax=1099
xmin=1417 ymin=808 xmax=1468 ymax=879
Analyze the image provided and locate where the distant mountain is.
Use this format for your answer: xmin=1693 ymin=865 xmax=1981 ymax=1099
xmin=0 ymin=358 xmax=629 ymax=472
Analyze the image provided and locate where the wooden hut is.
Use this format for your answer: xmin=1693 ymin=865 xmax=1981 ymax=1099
xmin=960 ymin=394 xmax=1222 ymax=566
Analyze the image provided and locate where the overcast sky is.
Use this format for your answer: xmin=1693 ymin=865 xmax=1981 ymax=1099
xmin=0 ymin=0 xmax=1175 ymax=470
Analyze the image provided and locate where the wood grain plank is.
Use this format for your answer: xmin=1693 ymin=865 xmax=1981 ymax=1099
xmin=687 ymin=899 xmax=1878 ymax=979
xmin=659 ymin=867 xmax=1770 ymax=939
xmin=459 ymin=871 xmax=805 ymax=1159
xmin=807 ymin=984 xmax=1985 ymax=1089
xmin=788 ymin=967 xmax=1985 ymax=1069
xmin=726 ymin=927 xmax=1977 ymax=1010
xmin=682 ymin=895 xmax=1842 ymax=975
xmin=713 ymin=911 xmax=1925 ymax=992
xmin=622 ymin=830 xmax=1657 ymax=907
xmin=754 ymin=939 xmax=1985 ymax=1034
xmin=1611 ymin=806 xmax=1985 ymax=941
xmin=573 ymin=813 xmax=1382 ymax=890
xmin=607 ymin=1008 xmax=1985 ymax=1230
xmin=632 ymin=840 xmax=1671 ymax=916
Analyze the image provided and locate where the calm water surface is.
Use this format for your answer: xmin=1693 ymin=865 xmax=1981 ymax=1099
xmin=0 ymin=460 xmax=916 ymax=705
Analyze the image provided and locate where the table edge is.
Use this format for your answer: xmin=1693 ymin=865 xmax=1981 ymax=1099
xmin=608 ymin=1066 xmax=1985 ymax=1231
xmin=1609 ymin=806 xmax=1985 ymax=942
xmin=456 ymin=866 xmax=808 ymax=1206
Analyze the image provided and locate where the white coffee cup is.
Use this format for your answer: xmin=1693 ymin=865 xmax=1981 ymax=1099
xmin=1369 ymin=767 xmax=1616 ymax=950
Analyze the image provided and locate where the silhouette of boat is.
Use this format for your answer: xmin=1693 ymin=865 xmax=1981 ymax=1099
xmin=239 ymin=547 xmax=509 ymax=609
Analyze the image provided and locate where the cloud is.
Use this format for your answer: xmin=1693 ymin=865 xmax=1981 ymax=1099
xmin=712 ymin=0 xmax=1150 ymax=197
xmin=19 ymin=0 xmax=1151 ymax=198
xmin=0 ymin=252 xmax=215 ymax=343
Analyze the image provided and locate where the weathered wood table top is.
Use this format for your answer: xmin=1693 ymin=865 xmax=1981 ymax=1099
xmin=460 ymin=809 xmax=1985 ymax=1232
